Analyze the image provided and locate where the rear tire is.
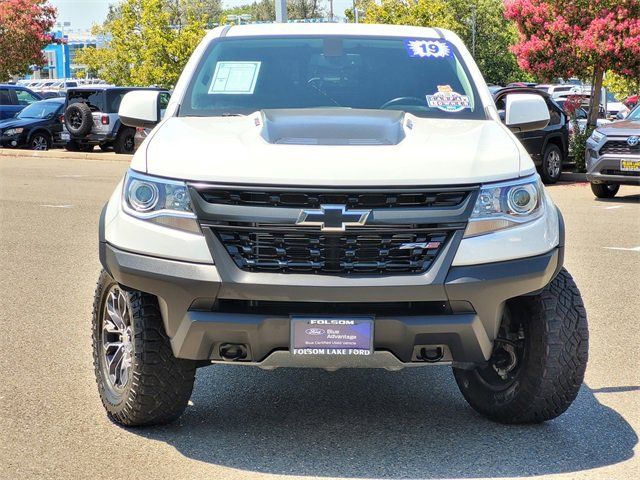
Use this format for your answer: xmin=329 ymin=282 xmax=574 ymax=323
xmin=453 ymin=268 xmax=588 ymax=424
xmin=590 ymin=182 xmax=619 ymax=198
xmin=539 ymin=144 xmax=563 ymax=184
xmin=92 ymin=270 xmax=196 ymax=426
xmin=113 ymin=127 xmax=136 ymax=154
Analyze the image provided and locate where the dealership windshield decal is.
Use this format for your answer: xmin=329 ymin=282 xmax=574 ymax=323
xmin=404 ymin=39 xmax=451 ymax=58
xmin=209 ymin=61 xmax=261 ymax=95
xmin=426 ymin=85 xmax=470 ymax=112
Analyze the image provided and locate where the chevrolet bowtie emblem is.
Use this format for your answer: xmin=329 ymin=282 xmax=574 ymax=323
xmin=296 ymin=204 xmax=371 ymax=232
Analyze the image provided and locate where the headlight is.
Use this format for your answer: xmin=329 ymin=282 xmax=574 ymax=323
xmin=122 ymin=170 xmax=200 ymax=234
xmin=589 ymin=130 xmax=605 ymax=143
xmin=465 ymin=175 xmax=545 ymax=237
xmin=4 ymin=128 xmax=24 ymax=136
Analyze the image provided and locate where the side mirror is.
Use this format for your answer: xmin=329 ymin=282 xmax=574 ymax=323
xmin=505 ymin=93 xmax=550 ymax=132
xmin=119 ymin=90 xmax=164 ymax=129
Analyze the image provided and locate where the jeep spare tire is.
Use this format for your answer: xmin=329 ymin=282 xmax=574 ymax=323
xmin=65 ymin=102 xmax=94 ymax=137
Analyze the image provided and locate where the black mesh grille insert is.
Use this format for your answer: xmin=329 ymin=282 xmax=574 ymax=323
xmin=599 ymin=141 xmax=640 ymax=156
xmin=215 ymin=228 xmax=449 ymax=274
xmin=600 ymin=169 xmax=640 ymax=177
xmin=198 ymin=189 xmax=468 ymax=208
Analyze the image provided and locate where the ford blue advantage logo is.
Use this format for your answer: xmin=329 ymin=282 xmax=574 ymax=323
xmin=627 ymin=136 xmax=640 ymax=147
xmin=305 ymin=328 xmax=326 ymax=336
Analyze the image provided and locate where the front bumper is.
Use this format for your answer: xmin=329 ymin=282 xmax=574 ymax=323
xmin=586 ymin=150 xmax=640 ymax=186
xmin=100 ymin=240 xmax=563 ymax=369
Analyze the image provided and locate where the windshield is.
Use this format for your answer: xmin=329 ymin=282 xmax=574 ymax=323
xmin=606 ymin=92 xmax=618 ymax=102
xmin=627 ymin=105 xmax=640 ymax=121
xmin=181 ymin=36 xmax=484 ymax=119
xmin=17 ymin=101 xmax=61 ymax=119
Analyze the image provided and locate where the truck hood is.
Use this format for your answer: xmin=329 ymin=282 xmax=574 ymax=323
xmin=596 ymin=118 xmax=640 ymax=137
xmin=138 ymin=109 xmax=528 ymax=186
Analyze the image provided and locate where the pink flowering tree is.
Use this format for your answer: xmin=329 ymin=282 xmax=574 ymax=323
xmin=505 ymin=0 xmax=640 ymax=126
xmin=0 ymin=0 xmax=57 ymax=80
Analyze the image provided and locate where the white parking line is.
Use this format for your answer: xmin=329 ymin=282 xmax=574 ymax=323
xmin=603 ymin=205 xmax=624 ymax=210
xmin=40 ymin=204 xmax=74 ymax=208
xmin=604 ymin=246 xmax=640 ymax=252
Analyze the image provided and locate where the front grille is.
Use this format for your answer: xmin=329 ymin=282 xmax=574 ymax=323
xmin=600 ymin=169 xmax=640 ymax=177
xmin=599 ymin=140 xmax=640 ymax=156
xmin=197 ymin=188 xmax=469 ymax=209
xmin=214 ymin=227 xmax=449 ymax=274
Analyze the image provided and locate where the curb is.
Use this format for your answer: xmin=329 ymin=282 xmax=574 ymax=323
xmin=0 ymin=148 xmax=132 ymax=162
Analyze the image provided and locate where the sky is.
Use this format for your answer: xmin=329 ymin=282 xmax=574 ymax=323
xmin=49 ymin=0 xmax=354 ymax=31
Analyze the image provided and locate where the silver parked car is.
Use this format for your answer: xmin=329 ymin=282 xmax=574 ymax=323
xmin=585 ymin=104 xmax=640 ymax=198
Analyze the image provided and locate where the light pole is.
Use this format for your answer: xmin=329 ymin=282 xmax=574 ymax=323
xmin=275 ymin=0 xmax=287 ymax=23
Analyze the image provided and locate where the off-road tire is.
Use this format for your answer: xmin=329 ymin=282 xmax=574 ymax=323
xmin=64 ymin=102 xmax=93 ymax=136
xmin=113 ymin=127 xmax=136 ymax=154
xmin=590 ymin=182 xmax=619 ymax=199
xmin=539 ymin=143 xmax=563 ymax=184
xmin=92 ymin=270 xmax=196 ymax=426
xmin=453 ymin=268 xmax=588 ymax=424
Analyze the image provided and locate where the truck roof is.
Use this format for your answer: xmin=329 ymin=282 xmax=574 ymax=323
xmin=216 ymin=22 xmax=447 ymax=41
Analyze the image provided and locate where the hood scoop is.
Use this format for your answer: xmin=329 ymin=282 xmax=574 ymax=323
xmin=260 ymin=108 xmax=406 ymax=146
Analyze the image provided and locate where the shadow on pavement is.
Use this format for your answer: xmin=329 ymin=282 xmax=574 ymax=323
xmin=133 ymin=366 xmax=636 ymax=478
xmin=593 ymin=193 xmax=640 ymax=204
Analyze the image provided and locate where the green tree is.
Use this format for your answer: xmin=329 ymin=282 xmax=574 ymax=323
xmin=76 ymin=0 xmax=207 ymax=88
xmin=225 ymin=0 xmax=324 ymax=22
xmin=354 ymin=0 xmax=529 ymax=85
xmin=603 ymin=72 xmax=640 ymax=103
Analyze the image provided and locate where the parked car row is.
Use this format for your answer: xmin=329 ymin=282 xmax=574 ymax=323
xmin=1 ymin=83 xmax=169 ymax=154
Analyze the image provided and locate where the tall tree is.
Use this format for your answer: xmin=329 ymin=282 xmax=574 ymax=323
xmin=234 ymin=0 xmax=324 ymax=22
xmin=76 ymin=0 xmax=207 ymax=88
xmin=166 ymin=0 xmax=222 ymax=27
xmin=505 ymin=0 xmax=640 ymax=126
xmin=354 ymin=0 xmax=529 ymax=85
xmin=0 ymin=0 xmax=56 ymax=80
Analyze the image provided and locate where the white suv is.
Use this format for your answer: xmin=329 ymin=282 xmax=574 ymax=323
xmin=94 ymin=24 xmax=588 ymax=426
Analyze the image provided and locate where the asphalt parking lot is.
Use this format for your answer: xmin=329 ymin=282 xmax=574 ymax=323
xmin=1 ymin=155 xmax=639 ymax=480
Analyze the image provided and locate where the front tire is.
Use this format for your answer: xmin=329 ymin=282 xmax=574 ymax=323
xmin=113 ymin=127 xmax=136 ymax=154
xmin=30 ymin=132 xmax=51 ymax=151
xmin=453 ymin=268 xmax=588 ymax=423
xmin=92 ymin=270 xmax=196 ymax=426
xmin=591 ymin=182 xmax=619 ymax=199
xmin=539 ymin=144 xmax=563 ymax=184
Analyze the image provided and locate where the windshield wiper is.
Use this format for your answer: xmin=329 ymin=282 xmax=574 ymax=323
xmin=219 ymin=113 xmax=245 ymax=117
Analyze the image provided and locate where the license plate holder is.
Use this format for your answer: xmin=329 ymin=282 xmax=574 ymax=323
xmin=620 ymin=159 xmax=640 ymax=172
xmin=290 ymin=316 xmax=373 ymax=356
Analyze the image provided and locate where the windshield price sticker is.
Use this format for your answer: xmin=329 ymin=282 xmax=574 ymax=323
xmin=426 ymin=85 xmax=470 ymax=112
xmin=209 ymin=61 xmax=261 ymax=95
xmin=404 ymin=39 xmax=452 ymax=58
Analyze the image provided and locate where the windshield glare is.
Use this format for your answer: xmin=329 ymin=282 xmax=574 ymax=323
xmin=18 ymin=102 xmax=60 ymax=119
xmin=181 ymin=36 xmax=484 ymax=119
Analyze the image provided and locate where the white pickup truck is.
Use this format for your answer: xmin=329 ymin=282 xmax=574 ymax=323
xmin=93 ymin=23 xmax=588 ymax=426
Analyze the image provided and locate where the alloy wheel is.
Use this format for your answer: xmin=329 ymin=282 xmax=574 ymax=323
xmin=546 ymin=150 xmax=561 ymax=178
xmin=101 ymin=286 xmax=134 ymax=394
xmin=31 ymin=135 xmax=48 ymax=151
